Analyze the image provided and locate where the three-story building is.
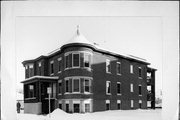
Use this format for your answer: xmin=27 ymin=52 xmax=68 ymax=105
xmin=21 ymin=28 xmax=156 ymax=114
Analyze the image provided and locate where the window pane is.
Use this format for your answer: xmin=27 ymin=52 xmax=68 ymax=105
xmin=73 ymin=79 xmax=80 ymax=92
xmin=106 ymin=103 xmax=110 ymax=110
xmin=117 ymin=63 xmax=121 ymax=74
xmin=106 ymin=59 xmax=111 ymax=73
xmin=85 ymin=79 xmax=90 ymax=92
xmin=73 ymin=54 xmax=80 ymax=67
xmin=65 ymin=80 xmax=69 ymax=92
xmin=59 ymin=82 xmax=62 ymax=93
xmin=58 ymin=60 xmax=61 ymax=72
xmin=85 ymin=104 xmax=90 ymax=112
xmin=51 ymin=63 xmax=54 ymax=74
xmin=139 ymin=68 xmax=142 ymax=77
xmin=106 ymin=81 xmax=111 ymax=94
xmin=65 ymin=55 xmax=69 ymax=68
xmin=84 ymin=53 xmax=90 ymax=67
xmin=139 ymin=86 xmax=142 ymax=95
xmin=130 ymin=65 xmax=133 ymax=73
xmin=117 ymin=83 xmax=121 ymax=94
xmin=130 ymin=84 xmax=133 ymax=92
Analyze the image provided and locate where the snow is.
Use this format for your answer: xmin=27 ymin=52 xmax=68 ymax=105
xmin=17 ymin=108 xmax=162 ymax=120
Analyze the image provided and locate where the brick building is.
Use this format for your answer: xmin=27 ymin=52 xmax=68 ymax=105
xmin=21 ymin=28 xmax=156 ymax=114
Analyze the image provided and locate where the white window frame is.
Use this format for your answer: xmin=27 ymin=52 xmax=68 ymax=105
xmin=117 ymin=82 xmax=121 ymax=95
xmin=72 ymin=78 xmax=80 ymax=93
xmin=58 ymin=57 xmax=62 ymax=73
xmin=130 ymin=64 xmax=133 ymax=74
xmin=72 ymin=53 xmax=80 ymax=68
xmin=116 ymin=62 xmax=121 ymax=75
xmin=131 ymin=100 xmax=134 ymax=108
xmin=84 ymin=78 xmax=91 ymax=93
xmin=84 ymin=53 xmax=91 ymax=68
xmin=106 ymin=81 xmax=111 ymax=95
xmin=117 ymin=100 xmax=121 ymax=109
xmin=139 ymin=85 xmax=142 ymax=96
xmin=58 ymin=80 xmax=62 ymax=95
xmin=138 ymin=67 xmax=142 ymax=79
xmin=50 ymin=60 xmax=54 ymax=75
xmin=106 ymin=100 xmax=110 ymax=110
xmin=130 ymin=84 xmax=134 ymax=92
xmin=65 ymin=79 xmax=70 ymax=94
xmin=106 ymin=59 xmax=111 ymax=73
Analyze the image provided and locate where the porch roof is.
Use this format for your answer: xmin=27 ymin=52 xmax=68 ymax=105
xmin=21 ymin=76 xmax=59 ymax=83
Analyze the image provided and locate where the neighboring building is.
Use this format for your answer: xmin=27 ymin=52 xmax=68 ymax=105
xmin=21 ymin=27 xmax=156 ymax=114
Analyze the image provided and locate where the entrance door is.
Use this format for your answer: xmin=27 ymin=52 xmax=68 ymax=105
xmin=73 ymin=104 xmax=80 ymax=113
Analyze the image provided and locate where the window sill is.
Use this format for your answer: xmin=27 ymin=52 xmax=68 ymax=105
xmin=50 ymin=73 xmax=54 ymax=76
xmin=58 ymin=93 xmax=62 ymax=95
xmin=65 ymin=67 xmax=92 ymax=71
xmin=58 ymin=71 xmax=62 ymax=74
xmin=139 ymin=95 xmax=142 ymax=96
xmin=139 ymin=77 xmax=143 ymax=79
xmin=117 ymin=94 xmax=122 ymax=96
xmin=106 ymin=93 xmax=111 ymax=95
xmin=106 ymin=72 xmax=112 ymax=74
xmin=117 ymin=73 xmax=122 ymax=76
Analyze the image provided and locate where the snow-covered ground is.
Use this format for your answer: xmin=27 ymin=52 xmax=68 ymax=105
xmin=17 ymin=108 xmax=162 ymax=120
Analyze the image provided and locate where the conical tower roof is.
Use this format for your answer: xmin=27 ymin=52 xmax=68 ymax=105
xmin=64 ymin=25 xmax=94 ymax=46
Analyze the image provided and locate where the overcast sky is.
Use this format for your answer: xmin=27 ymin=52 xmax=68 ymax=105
xmin=16 ymin=16 xmax=162 ymax=93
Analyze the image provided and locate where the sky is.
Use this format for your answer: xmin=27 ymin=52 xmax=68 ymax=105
xmin=15 ymin=16 xmax=162 ymax=94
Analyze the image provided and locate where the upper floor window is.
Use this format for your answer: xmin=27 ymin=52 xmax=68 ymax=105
xmin=29 ymin=85 xmax=34 ymax=98
xmin=106 ymin=81 xmax=111 ymax=95
xmin=106 ymin=59 xmax=111 ymax=73
xmin=84 ymin=79 xmax=91 ymax=93
xmin=29 ymin=64 xmax=34 ymax=77
xmin=50 ymin=61 xmax=54 ymax=74
xmin=117 ymin=62 xmax=121 ymax=75
xmin=139 ymin=67 xmax=142 ymax=78
xmin=73 ymin=78 xmax=80 ymax=93
xmin=65 ymin=79 xmax=70 ymax=93
xmin=38 ymin=62 xmax=41 ymax=75
xmin=58 ymin=80 xmax=62 ymax=94
xmin=65 ymin=54 xmax=69 ymax=69
xmin=130 ymin=65 xmax=133 ymax=74
xmin=73 ymin=53 xmax=80 ymax=67
xmin=58 ymin=57 xmax=62 ymax=72
xmin=139 ymin=85 xmax=142 ymax=96
xmin=130 ymin=84 xmax=134 ymax=92
xmin=84 ymin=53 xmax=91 ymax=68
xmin=117 ymin=82 xmax=121 ymax=95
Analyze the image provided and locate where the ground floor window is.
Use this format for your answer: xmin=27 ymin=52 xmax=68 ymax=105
xmin=59 ymin=104 xmax=62 ymax=109
xmin=117 ymin=100 xmax=121 ymax=110
xmin=66 ymin=104 xmax=69 ymax=113
xmin=131 ymin=100 xmax=134 ymax=109
xmin=73 ymin=104 xmax=80 ymax=113
xmin=85 ymin=104 xmax=90 ymax=112
xmin=106 ymin=100 xmax=110 ymax=110
xmin=139 ymin=100 xmax=142 ymax=109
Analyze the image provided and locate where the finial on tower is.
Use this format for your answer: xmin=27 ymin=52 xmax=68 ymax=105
xmin=77 ymin=25 xmax=80 ymax=35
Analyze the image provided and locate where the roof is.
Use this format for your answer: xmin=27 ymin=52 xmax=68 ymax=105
xmin=22 ymin=26 xmax=150 ymax=65
xmin=21 ymin=76 xmax=59 ymax=83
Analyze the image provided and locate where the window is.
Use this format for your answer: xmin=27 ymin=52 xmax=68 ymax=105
xmin=139 ymin=67 xmax=142 ymax=78
xmin=73 ymin=53 xmax=80 ymax=67
xmin=58 ymin=57 xmax=62 ymax=72
xmin=117 ymin=100 xmax=121 ymax=110
xmin=66 ymin=104 xmax=69 ymax=113
xmin=50 ymin=61 xmax=54 ymax=74
xmin=65 ymin=79 xmax=70 ymax=93
xmin=84 ymin=53 xmax=91 ymax=68
xmin=73 ymin=78 xmax=80 ymax=92
xmin=106 ymin=81 xmax=111 ymax=95
xmin=130 ymin=65 xmax=133 ymax=74
xmin=117 ymin=82 xmax=121 ymax=95
xmin=106 ymin=100 xmax=110 ymax=110
xmin=139 ymin=100 xmax=142 ymax=109
xmin=58 ymin=80 xmax=62 ymax=94
xmin=65 ymin=55 xmax=69 ymax=69
xmin=29 ymin=64 xmax=34 ymax=77
xmin=117 ymin=62 xmax=121 ymax=75
xmin=38 ymin=62 xmax=41 ymax=75
xmin=106 ymin=59 xmax=111 ymax=73
xmin=85 ymin=104 xmax=90 ymax=112
xmin=29 ymin=85 xmax=34 ymax=98
xmin=131 ymin=100 xmax=134 ymax=108
xmin=59 ymin=104 xmax=62 ymax=109
xmin=139 ymin=85 xmax=142 ymax=95
xmin=84 ymin=79 xmax=91 ymax=93
xmin=130 ymin=84 xmax=133 ymax=92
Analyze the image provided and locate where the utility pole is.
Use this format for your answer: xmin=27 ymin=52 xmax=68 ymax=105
xmin=47 ymin=87 xmax=51 ymax=118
